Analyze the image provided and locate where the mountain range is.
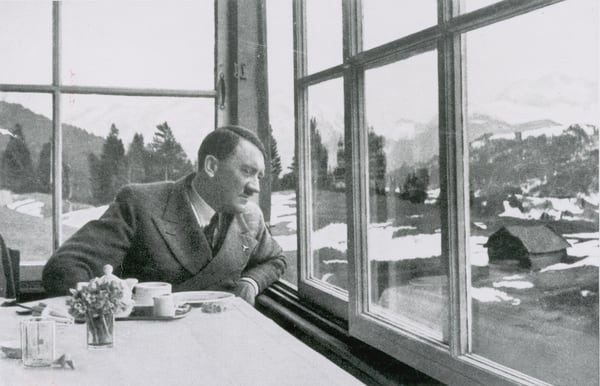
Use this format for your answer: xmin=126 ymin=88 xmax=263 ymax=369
xmin=0 ymin=101 xmax=105 ymax=201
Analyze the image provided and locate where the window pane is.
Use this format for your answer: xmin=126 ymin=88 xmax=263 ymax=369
xmin=61 ymin=94 xmax=214 ymax=240
xmin=307 ymin=79 xmax=347 ymax=291
xmin=0 ymin=3 xmax=51 ymax=84
xmin=306 ymin=0 xmax=343 ymax=74
xmin=461 ymin=0 xmax=502 ymax=14
xmin=61 ymin=1 xmax=214 ymax=89
xmin=364 ymin=52 xmax=446 ymax=340
xmin=267 ymin=0 xmax=297 ymax=286
xmin=0 ymin=93 xmax=52 ymax=264
xmin=465 ymin=1 xmax=599 ymax=384
xmin=362 ymin=0 xmax=437 ymax=50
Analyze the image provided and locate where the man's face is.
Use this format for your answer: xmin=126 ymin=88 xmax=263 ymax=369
xmin=213 ymin=138 xmax=265 ymax=213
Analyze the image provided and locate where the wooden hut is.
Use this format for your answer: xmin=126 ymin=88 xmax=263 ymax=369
xmin=484 ymin=225 xmax=570 ymax=270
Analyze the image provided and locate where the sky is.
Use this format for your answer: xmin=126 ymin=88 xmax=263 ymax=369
xmin=1 ymin=0 xmax=599 ymax=168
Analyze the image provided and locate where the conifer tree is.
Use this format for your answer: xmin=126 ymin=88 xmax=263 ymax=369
xmin=147 ymin=122 xmax=192 ymax=181
xmin=37 ymin=142 xmax=52 ymax=193
xmin=88 ymin=124 xmax=127 ymax=204
xmin=269 ymin=126 xmax=283 ymax=189
xmin=127 ymin=133 xmax=148 ymax=183
xmin=37 ymin=141 xmax=71 ymax=197
xmin=0 ymin=124 xmax=36 ymax=193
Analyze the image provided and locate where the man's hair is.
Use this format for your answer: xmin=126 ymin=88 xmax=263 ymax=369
xmin=197 ymin=125 xmax=267 ymax=170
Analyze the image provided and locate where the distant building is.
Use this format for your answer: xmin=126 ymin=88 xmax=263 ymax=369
xmin=484 ymin=225 xmax=571 ymax=270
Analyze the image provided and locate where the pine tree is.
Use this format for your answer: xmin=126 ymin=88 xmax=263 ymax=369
xmin=126 ymin=133 xmax=148 ymax=183
xmin=332 ymin=136 xmax=345 ymax=190
xmin=88 ymin=152 xmax=102 ymax=204
xmin=147 ymin=122 xmax=192 ymax=182
xmin=0 ymin=124 xmax=36 ymax=193
xmin=37 ymin=142 xmax=72 ymax=197
xmin=37 ymin=142 xmax=52 ymax=193
xmin=269 ymin=126 xmax=283 ymax=189
xmin=88 ymin=124 xmax=127 ymax=204
xmin=310 ymin=117 xmax=330 ymax=189
xmin=368 ymin=128 xmax=387 ymax=195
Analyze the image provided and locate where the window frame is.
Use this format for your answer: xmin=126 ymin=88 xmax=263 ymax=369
xmin=0 ymin=1 xmax=219 ymax=290
xmin=293 ymin=0 xmax=584 ymax=385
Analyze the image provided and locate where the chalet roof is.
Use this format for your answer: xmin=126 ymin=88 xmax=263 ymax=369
xmin=492 ymin=225 xmax=571 ymax=254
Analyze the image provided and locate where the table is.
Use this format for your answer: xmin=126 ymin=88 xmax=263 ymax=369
xmin=0 ymin=297 xmax=363 ymax=386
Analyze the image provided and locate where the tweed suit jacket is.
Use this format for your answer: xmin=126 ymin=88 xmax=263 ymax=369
xmin=42 ymin=173 xmax=286 ymax=296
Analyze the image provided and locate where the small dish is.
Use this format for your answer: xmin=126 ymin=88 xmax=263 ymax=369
xmin=173 ymin=291 xmax=233 ymax=307
xmin=0 ymin=341 xmax=22 ymax=359
xmin=116 ymin=303 xmax=191 ymax=321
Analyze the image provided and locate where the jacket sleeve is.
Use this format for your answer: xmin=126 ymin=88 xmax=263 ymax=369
xmin=41 ymin=186 xmax=137 ymax=296
xmin=240 ymin=208 xmax=287 ymax=293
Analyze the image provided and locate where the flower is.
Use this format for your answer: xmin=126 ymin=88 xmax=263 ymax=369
xmin=66 ymin=277 xmax=129 ymax=319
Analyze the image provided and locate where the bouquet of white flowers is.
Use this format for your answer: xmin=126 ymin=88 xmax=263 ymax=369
xmin=66 ymin=265 xmax=131 ymax=348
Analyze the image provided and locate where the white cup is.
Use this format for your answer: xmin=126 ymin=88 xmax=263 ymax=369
xmin=76 ymin=282 xmax=89 ymax=291
xmin=153 ymin=294 xmax=175 ymax=317
xmin=133 ymin=282 xmax=172 ymax=307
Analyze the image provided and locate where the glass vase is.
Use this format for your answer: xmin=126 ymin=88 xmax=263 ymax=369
xmin=86 ymin=312 xmax=114 ymax=349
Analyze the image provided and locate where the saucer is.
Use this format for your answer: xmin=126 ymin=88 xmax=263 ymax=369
xmin=173 ymin=291 xmax=233 ymax=307
xmin=116 ymin=303 xmax=191 ymax=321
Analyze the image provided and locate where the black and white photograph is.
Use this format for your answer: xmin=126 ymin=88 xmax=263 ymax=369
xmin=0 ymin=1 xmax=598 ymax=385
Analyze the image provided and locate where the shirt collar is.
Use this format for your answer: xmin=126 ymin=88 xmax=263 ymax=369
xmin=188 ymin=176 xmax=216 ymax=227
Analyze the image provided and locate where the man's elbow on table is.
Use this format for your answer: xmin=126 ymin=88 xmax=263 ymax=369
xmin=41 ymin=259 xmax=90 ymax=296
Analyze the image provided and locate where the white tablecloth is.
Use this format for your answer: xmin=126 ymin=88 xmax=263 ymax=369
xmin=0 ymin=297 xmax=363 ymax=386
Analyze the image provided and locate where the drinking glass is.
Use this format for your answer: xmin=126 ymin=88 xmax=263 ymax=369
xmin=20 ymin=318 xmax=55 ymax=367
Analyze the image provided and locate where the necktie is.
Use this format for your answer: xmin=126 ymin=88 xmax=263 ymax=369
xmin=204 ymin=213 xmax=220 ymax=251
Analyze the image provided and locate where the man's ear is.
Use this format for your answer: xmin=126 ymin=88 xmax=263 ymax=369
xmin=204 ymin=155 xmax=219 ymax=177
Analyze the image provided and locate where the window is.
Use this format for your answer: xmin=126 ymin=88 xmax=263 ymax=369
xmin=293 ymin=0 xmax=599 ymax=385
xmin=266 ymin=0 xmax=298 ymax=286
xmin=0 ymin=2 xmax=216 ymax=283
xmin=465 ymin=2 xmax=599 ymax=384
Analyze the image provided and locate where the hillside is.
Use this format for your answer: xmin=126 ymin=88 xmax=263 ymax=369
xmin=0 ymin=101 xmax=105 ymax=202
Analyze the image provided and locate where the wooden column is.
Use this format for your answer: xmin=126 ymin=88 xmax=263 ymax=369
xmin=215 ymin=0 xmax=271 ymax=222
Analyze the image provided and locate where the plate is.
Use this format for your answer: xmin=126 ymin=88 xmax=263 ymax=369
xmin=173 ymin=291 xmax=233 ymax=307
xmin=116 ymin=303 xmax=191 ymax=321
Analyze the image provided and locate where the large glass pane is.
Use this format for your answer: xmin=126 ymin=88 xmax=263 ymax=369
xmin=362 ymin=0 xmax=437 ymax=50
xmin=465 ymin=1 xmax=599 ymax=384
xmin=461 ymin=0 xmax=502 ymax=14
xmin=364 ymin=52 xmax=446 ymax=340
xmin=0 ymin=2 xmax=51 ymax=84
xmin=0 ymin=93 xmax=52 ymax=264
xmin=61 ymin=94 xmax=214 ymax=240
xmin=61 ymin=1 xmax=214 ymax=89
xmin=307 ymin=79 xmax=347 ymax=291
xmin=267 ymin=0 xmax=297 ymax=286
xmin=306 ymin=0 xmax=343 ymax=74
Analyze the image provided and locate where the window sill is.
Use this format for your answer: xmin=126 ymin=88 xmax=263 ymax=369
xmin=256 ymin=283 xmax=444 ymax=386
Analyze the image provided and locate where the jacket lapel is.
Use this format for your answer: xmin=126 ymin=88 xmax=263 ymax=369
xmin=153 ymin=174 xmax=212 ymax=275
xmin=173 ymin=212 xmax=258 ymax=291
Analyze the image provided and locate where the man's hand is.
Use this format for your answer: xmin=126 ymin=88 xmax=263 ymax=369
xmin=235 ymin=279 xmax=258 ymax=306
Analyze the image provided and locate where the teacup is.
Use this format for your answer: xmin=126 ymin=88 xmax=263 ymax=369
xmin=133 ymin=282 xmax=172 ymax=307
xmin=153 ymin=294 xmax=175 ymax=317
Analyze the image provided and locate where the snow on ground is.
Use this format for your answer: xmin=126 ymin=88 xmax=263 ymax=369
xmin=568 ymin=239 xmax=600 ymax=258
xmin=270 ymin=191 xmax=297 ymax=232
xmin=541 ymin=255 xmax=600 ymax=272
xmin=61 ymin=205 xmax=108 ymax=228
xmin=470 ymin=236 xmax=489 ymax=266
xmin=493 ymin=281 xmax=534 ymax=289
xmin=471 ymin=287 xmax=520 ymax=305
xmin=500 ymin=195 xmax=597 ymax=222
xmin=503 ymin=274 xmax=526 ymax=280
xmin=7 ymin=198 xmax=44 ymax=218
xmin=563 ymin=232 xmax=599 ymax=239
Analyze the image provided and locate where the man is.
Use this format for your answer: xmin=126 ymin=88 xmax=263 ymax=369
xmin=42 ymin=126 xmax=286 ymax=305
